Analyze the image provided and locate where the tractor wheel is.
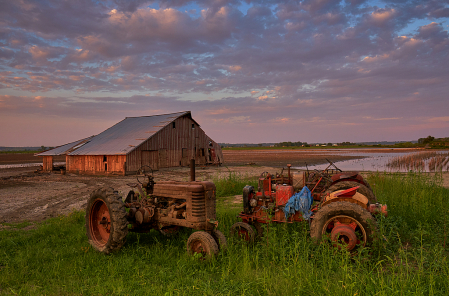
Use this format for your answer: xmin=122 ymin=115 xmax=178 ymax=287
xmin=251 ymin=221 xmax=264 ymax=239
xmin=325 ymin=181 xmax=377 ymax=203
xmin=85 ymin=187 xmax=128 ymax=254
xmin=230 ymin=222 xmax=255 ymax=242
xmin=159 ymin=225 xmax=180 ymax=237
xmin=211 ymin=229 xmax=228 ymax=252
xmin=187 ymin=231 xmax=219 ymax=259
xmin=310 ymin=202 xmax=376 ymax=252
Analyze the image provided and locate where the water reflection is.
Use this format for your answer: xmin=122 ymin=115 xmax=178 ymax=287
xmin=0 ymin=162 xmax=65 ymax=169
xmin=294 ymin=150 xmax=449 ymax=172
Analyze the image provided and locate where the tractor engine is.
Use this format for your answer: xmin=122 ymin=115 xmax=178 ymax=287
xmin=124 ymin=180 xmax=216 ymax=232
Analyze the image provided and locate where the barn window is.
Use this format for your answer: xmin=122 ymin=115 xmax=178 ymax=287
xmin=172 ymin=122 xmax=176 ymax=129
xmin=192 ymin=124 xmax=195 ymax=129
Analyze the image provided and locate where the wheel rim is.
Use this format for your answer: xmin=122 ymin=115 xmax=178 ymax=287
xmin=89 ymin=199 xmax=111 ymax=246
xmin=322 ymin=215 xmax=367 ymax=251
xmin=190 ymin=240 xmax=209 ymax=256
xmin=237 ymin=227 xmax=250 ymax=241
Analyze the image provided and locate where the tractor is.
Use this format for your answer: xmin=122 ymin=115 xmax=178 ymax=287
xmin=302 ymin=159 xmax=377 ymax=203
xmin=85 ymin=162 xmax=226 ymax=258
xmin=230 ymin=164 xmax=387 ymax=252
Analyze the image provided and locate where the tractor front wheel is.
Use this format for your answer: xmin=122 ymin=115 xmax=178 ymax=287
xmin=230 ymin=222 xmax=255 ymax=242
xmin=85 ymin=187 xmax=128 ymax=254
xmin=187 ymin=231 xmax=219 ymax=259
xmin=211 ymin=229 xmax=228 ymax=252
xmin=310 ymin=202 xmax=376 ymax=252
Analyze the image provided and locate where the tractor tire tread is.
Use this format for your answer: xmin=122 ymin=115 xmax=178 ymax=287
xmin=85 ymin=187 xmax=128 ymax=254
xmin=310 ymin=201 xmax=376 ymax=245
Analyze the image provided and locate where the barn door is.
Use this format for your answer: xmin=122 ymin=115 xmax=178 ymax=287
xmin=159 ymin=149 xmax=168 ymax=168
xmin=142 ymin=150 xmax=159 ymax=170
xmin=181 ymin=148 xmax=189 ymax=166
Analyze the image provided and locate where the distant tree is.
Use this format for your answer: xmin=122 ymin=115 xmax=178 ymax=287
xmin=40 ymin=145 xmax=46 ymax=151
xmin=418 ymin=136 xmax=435 ymax=144
xmin=327 ymin=143 xmax=332 ymax=146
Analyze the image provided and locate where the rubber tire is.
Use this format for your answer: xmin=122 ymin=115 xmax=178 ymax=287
xmin=211 ymin=229 xmax=228 ymax=252
xmin=186 ymin=231 xmax=219 ymax=259
xmin=251 ymin=221 xmax=264 ymax=239
xmin=310 ymin=201 xmax=376 ymax=250
xmin=85 ymin=187 xmax=128 ymax=254
xmin=325 ymin=181 xmax=377 ymax=203
xmin=230 ymin=222 xmax=255 ymax=243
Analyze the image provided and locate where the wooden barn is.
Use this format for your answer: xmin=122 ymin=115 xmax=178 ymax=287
xmin=37 ymin=111 xmax=223 ymax=175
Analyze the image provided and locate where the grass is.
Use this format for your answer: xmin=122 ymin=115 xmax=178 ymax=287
xmin=386 ymin=151 xmax=449 ymax=172
xmin=1 ymin=172 xmax=449 ymax=295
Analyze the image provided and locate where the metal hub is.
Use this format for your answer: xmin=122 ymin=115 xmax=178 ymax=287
xmin=331 ymin=222 xmax=358 ymax=250
xmin=89 ymin=199 xmax=111 ymax=246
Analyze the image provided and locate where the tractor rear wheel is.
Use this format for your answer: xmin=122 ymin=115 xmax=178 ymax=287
xmin=310 ymin=202 xmax=376 ymax=252
xmin=230 ymin=222 xmax=255 ymax=242
xmin=325 ymin=181 xmax=377 ymax=203
xmin=85 ymin=187 xmax=128 ymax=254
xmin=187 ymin=231 xmax=219 ymax=259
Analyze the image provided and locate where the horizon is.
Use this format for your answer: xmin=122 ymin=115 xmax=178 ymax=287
xmin=1 ymin=0 xmax=448 ymax=146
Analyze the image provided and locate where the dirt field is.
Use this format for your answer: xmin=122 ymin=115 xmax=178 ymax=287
xmin=1 ymin=149 xmax=448 ymax=227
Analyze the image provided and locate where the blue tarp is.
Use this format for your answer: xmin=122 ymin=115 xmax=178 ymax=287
xmin=283 ymin=186 xmax=313 ymax=220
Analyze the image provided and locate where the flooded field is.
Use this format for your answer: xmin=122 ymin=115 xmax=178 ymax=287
xmin=294 ymin=149 xmax=449 ymax=172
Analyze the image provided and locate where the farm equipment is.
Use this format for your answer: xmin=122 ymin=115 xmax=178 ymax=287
xmin=303 ymin=159 xmax=377 ymax=203
xmin=231 ymin=164 xmax=387 ymax=251
xmin=85 ymin=162 xmax=226 ymax=258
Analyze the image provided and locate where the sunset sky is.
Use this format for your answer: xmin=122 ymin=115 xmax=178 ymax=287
xmin=1 ymin=0 xmax=448 ymax=146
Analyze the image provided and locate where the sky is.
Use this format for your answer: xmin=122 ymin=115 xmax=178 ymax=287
xmin=0 ymin=0 xmax=448 ymax=146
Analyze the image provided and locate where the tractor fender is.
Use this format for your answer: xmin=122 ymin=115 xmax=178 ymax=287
xmin=330 ymin=172 xmax=368 ymax=187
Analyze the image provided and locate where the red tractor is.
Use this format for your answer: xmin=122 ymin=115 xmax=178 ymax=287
xmin=85 ymin=164 xmax=226 ymax=258
xmin=231 ymin=164 xmax=387 ymax=251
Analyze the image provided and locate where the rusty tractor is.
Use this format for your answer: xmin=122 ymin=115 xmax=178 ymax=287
xmin=231 ymin=164 xmax=387 ymax=252
xmin=303 ymin=159 xmax=377 ymax=203
xmin=85 ymin=162 xmax=226 ymax=258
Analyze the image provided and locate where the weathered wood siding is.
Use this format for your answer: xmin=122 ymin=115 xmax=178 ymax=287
xmin=42 ymin=156 xmax=53 ymax=171
xmin=66 ymin=155 xmax=126 ymax=175
xmin=126 ymin=115 xmax=223 ymax=173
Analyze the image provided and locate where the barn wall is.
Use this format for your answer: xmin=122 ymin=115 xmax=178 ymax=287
xmin=66 ymin=155 xmax=126 ymax=175
xmin=126 ymin=116 xmax=223 ymax=173
xmin=42 ymin=156 xmax=53 ymax=171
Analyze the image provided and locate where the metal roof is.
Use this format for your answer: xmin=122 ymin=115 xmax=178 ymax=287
xmin=68 ymin=111 xmax=192 ymax=156
xmin=36 ymin=136 xmax=95 ymax=156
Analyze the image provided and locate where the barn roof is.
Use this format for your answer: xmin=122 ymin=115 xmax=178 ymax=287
xmin=37 ymin=111 xmax=195 ymax=156
xmin=36 ymin=136 xmax=95 ymax=156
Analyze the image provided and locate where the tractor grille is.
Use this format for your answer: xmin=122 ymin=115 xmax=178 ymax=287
xmin=191 ymin=193 xmax=205 ymax=217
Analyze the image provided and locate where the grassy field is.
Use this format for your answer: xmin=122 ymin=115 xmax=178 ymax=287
xmin=1 ymin=173 xmax=449 ymax=295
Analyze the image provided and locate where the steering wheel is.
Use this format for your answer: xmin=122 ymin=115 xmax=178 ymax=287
xmin=137 ymin=165 xmax=153 ymax=184
xmin=259 ymin=171 xmax=269 ymax=178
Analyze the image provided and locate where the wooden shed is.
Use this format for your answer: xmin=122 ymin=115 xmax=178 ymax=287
xmin=37 ymin=111 xmax=223 ymax=175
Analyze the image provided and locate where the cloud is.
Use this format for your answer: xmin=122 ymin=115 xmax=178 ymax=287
xmin=0 ymin=0 xmax=448 ymax=145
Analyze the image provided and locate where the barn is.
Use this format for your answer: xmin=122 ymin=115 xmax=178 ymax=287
xmin=36 ymin=111 xmax=223 ymax=175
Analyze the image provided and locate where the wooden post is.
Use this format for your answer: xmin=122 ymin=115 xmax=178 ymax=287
xmin=190 ymin=159 xmax=195 ymax=182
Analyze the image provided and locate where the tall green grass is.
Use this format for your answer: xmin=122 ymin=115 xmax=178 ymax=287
xmin=1 ymin=172 xmax=449 ymax=295
xmin=213 ymin=172 xmax=258 ymax=197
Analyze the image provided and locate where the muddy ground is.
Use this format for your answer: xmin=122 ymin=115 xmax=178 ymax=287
xmin=0 ymin=149 xmax=448 ymax=227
